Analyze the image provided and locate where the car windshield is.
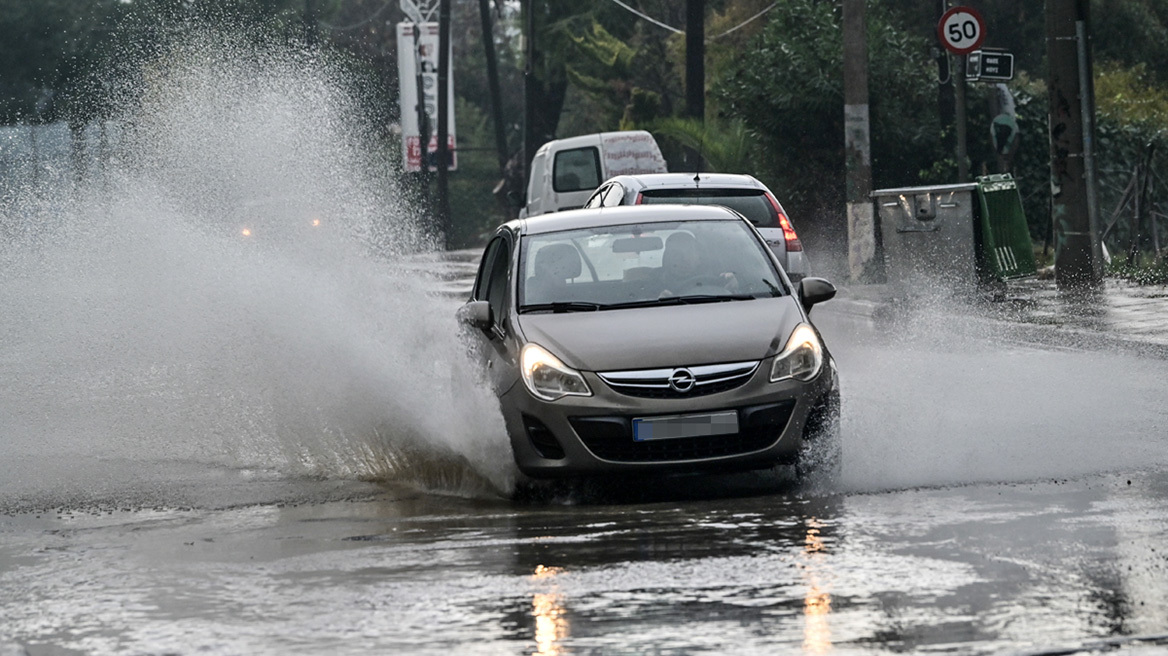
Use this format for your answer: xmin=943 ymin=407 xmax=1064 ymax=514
xmin=519 ymin=219 xmax=784 ymax=312
xmin=639 ymin=189 xmax=778 ymax=227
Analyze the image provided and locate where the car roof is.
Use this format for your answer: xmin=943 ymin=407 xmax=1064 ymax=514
xmin=513 ymin=204 xmax=744 ymax=236
xmin=604 ymin=172 xmax=768 ymax=192
xmin=533 ymin=130 xmax=656 ymax=155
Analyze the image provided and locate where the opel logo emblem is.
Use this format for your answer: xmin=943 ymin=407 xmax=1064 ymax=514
xmin=669 ymin=368 xmax=696 ymax=393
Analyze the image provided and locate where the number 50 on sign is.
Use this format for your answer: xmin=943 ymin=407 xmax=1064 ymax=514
xmin=938 ymin=6 xmax=986 ymax=55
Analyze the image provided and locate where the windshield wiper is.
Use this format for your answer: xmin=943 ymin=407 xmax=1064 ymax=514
xmin=519 ymin=301 xmax=609 ymax=314
xmin=606 ymin=294 xmax=756 ymax=310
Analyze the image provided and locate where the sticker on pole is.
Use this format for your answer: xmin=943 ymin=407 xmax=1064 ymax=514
xmin=937 ymin=6 xmax=985 ymax=55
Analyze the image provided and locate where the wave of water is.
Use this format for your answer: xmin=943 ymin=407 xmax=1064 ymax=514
xmin=0 ymin=32 xmax=515 ymax=509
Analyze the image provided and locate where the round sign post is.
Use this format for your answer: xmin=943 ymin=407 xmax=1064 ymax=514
xmin=937 ymin=6 xmax=986 ymax=55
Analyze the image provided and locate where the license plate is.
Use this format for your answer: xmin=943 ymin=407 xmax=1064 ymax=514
xmin=632 ymin=411 xmax=739 ymax=442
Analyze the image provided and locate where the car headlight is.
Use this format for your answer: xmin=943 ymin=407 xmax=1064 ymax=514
xmin=520 ymin=343 xmax=592 ymax=401
xmin=769 ymin=323 xmax=823 ymax=382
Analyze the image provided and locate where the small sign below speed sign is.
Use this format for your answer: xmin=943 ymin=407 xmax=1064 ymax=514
xmin=938 ymin=6 xmax=986 ymax=55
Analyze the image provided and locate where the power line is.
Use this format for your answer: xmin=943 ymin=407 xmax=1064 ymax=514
xmin=602 ymin=0 xmax=776 ymax=40
xmin=710 ymin=2 xmax=776 ymax=39
xmin=607 ymin=0 xmax=682 ymax=34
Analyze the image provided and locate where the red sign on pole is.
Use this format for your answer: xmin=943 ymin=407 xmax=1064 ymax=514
xmin=937 ymin=6 xmax=986 ymax=55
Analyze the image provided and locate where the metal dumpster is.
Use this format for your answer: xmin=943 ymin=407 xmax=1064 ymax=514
xmin=873 ymin=174 xmax=1036 ymax=295
xmin=872 ymin=182 xmax=980 ymax=294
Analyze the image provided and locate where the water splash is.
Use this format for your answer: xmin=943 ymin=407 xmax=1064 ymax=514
xmin=0 ymin=31 xmax=515 ymax=509
xmin=820 ymin=285 xmax=1168 ymax=493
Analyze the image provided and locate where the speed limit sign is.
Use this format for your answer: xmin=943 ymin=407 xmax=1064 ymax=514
xmin=937 ymin=6 xmax=985 ymax=55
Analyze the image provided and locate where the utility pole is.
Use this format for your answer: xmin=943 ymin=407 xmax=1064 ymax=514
xmin=954 ymin=55 xmax=969 ymax=182
xmin=478 ymin=0 xmax=509 ymax=177
xmin=436 ymin=0 xmax=452 ymax=249
xmin=1046 ymin=0 xmax=1103 ymax=288
xmin=685 ymin=0 xmax=705 ymax=170
xmin=843 ymin=0 xmax=875 ymax=281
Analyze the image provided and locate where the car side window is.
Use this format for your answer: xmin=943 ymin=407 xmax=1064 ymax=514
xmin=483 ymin=238 xmax=512 ymax=329
xmin=472 ymin=238 xmax=503 ymax=301
xmin=583 ymin=184 xmax=608 ymax=209
xmin=602 ymin=183 xmax=626 ymax=207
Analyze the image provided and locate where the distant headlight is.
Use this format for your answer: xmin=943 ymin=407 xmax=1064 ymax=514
xmin=769 ymin=323 xmax=823 ymax=382
xmin=521 ymin=343 xmax=592 ymax=401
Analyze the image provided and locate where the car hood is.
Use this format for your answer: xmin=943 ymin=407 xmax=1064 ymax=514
xmin=516 ymin=297 xmax=804 ymax=372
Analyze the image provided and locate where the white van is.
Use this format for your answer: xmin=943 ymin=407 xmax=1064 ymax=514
xmin=519 ymin=130 xmax=667 ymax=218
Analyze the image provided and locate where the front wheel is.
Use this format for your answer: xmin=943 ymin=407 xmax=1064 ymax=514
xmin=795 ymin=392 xmax=841 ymax=484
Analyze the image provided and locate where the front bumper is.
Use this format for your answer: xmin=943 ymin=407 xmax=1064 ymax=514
xmin=499 ymin=357 xmax=838 ymax=477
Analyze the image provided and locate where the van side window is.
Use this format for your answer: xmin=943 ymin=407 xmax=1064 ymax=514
xmin=553 ymin=147 xmax=601 ymax=193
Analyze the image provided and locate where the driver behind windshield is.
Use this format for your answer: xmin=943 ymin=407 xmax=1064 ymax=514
xmin=659 ymin=231 xmax=739 ymax=297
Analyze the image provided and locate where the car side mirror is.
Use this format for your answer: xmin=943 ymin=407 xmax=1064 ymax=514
xmin=799 ymin=277 xmax=836 ymax=313
xmin=457 ymin=300 xmax=492 ymax=330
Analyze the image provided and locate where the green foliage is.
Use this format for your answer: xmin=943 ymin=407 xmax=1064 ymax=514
xmin=649 ymin=116 xmax=755 ymax=174
xmin=568 ymin=21 xmax=636 ymax=71
xmin=1091 ymin=0 xmax=1168 ymax=84
xmin=620 ymin=87 xmax=662 ymax=130
xmin=1107 ymin=253 xmax=1168 ymax=285
xmin=1095 ymin=61 xmax=1168 ymax=129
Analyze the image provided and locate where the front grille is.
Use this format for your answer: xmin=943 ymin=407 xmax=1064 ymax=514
xmin=597 ymin=360 xmax=759 ymax=399
xmin=569 ymin=401 xmax=795 ymax=463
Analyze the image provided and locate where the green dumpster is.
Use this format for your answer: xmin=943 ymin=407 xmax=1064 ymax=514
xmin=975 ymin=173 xmax=1036 ymax=281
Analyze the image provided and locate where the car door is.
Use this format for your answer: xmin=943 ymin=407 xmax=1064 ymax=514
xmin=583 ymin=183 xmax=610 ymax=209
xmin=601 ymin=182 xmax=628 ymax=207
xmin=469 ymin=233 xmax=520 ymax=395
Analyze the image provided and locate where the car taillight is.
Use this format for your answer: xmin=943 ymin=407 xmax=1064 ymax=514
xmin=635 ymin=193 xmax=643 ymax=205
xmin=765 ymin=193 xmax=802 ymax=252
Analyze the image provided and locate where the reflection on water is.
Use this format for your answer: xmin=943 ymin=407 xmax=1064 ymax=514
xmin=532 ymin=565 xmax=569 ymax=655
xmin=802 ymin=519 xmax=833 ymax=654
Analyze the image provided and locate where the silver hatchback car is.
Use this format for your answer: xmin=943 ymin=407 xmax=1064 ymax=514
xmin=458 ymin=205 xmax=839 ymax=480
xmin=582 ymin=173 xmax=811 ymax=281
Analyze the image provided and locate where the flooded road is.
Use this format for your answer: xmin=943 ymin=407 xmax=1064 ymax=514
xmin=4 ymin=297 xmax=1168 ymax=655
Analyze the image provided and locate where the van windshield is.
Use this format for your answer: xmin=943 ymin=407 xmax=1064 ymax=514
xmin=553 ymin=147 xmax=602 ymax=193
xmin=519 ymin=219 xmax=784 ymax=312
xmin=639 ymin=189 xmax=778 ymax=227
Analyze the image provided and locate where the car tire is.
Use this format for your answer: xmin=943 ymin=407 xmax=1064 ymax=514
xmin=795 ymin=391 xmax=841 ymax=484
